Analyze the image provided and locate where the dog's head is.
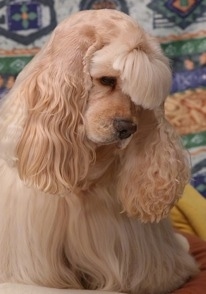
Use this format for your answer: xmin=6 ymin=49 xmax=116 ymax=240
xmin=83 ymin=10 xmax=171 ymax=145
xmin=1 ymin=10 xmax=189 ymax=222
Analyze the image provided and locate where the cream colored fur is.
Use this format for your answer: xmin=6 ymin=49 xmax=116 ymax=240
xmin=0 ymin=9 xmax=198 ymax=294
xmin=0 ymin=283 xmax=118 ymax=294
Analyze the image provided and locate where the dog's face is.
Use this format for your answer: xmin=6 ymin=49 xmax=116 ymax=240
xmin=84 ymin=69 xmax=139 ymax=147
xmin=78 ymin=10 xmax=171 ymax=147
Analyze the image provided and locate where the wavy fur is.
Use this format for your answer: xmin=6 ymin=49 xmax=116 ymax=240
xmin=0 ymin=9 xmax=198 ymax=294
xmin=117 ymin=108 xmax=190 ymax=222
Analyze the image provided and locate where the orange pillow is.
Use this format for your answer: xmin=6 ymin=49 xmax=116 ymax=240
xmin=173 ymin=233 xmax=206 ymax=293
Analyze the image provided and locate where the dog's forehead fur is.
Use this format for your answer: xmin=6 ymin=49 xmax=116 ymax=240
xmin=20 ymin=9 xmax=170 ymax=111
xmin=53 ymin=9 xmax=145 ymax=58
xmin=59 ymin=9 xmax=139 ymax=37
xmin=54 ymin=9 xmax=172 ymax=109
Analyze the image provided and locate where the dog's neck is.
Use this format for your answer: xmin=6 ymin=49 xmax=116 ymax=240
xmin=80 ymin=144 xmax=122 ymax=191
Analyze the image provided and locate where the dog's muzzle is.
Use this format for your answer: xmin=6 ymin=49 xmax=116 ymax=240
xmin=113 ymin=119 xmax=137 ymax=140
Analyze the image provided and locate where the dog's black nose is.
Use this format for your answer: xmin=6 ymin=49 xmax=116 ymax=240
xmin=113 ymin=119 xmax=137 ymax=140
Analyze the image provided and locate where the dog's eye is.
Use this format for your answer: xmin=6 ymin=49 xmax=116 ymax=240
xmin=99 ymin=76 xmax=116 ymax=87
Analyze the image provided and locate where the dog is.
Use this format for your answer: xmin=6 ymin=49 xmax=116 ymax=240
xmin=0 ymin=9 xmax=198 ymax=294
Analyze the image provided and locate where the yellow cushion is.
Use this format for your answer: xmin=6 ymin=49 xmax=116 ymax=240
xmin=171 ymin=185 xmax=206 ymax=240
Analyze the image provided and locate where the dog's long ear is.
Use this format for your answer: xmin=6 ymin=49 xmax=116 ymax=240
xmin=117 ymin=108 xmax=190 ymax=223
xmin=9 ymin=24 xmax=102 ymax=194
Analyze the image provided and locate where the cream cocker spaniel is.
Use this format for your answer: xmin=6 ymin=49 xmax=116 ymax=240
xmin=0 ymin=9 xmax=198 ymax=294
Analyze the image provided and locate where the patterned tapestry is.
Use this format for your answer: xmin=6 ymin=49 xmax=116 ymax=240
xmin=0 ymin=0 xmax=206 ymax=197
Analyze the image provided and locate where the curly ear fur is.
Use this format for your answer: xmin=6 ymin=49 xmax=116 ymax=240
xmin=0 ymin=24 xmax=103 ymax=194
xmin=16 ymin=74 xmax=91 ymax=194
xmin=117 ymin=108 xmax=190 ymax=222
